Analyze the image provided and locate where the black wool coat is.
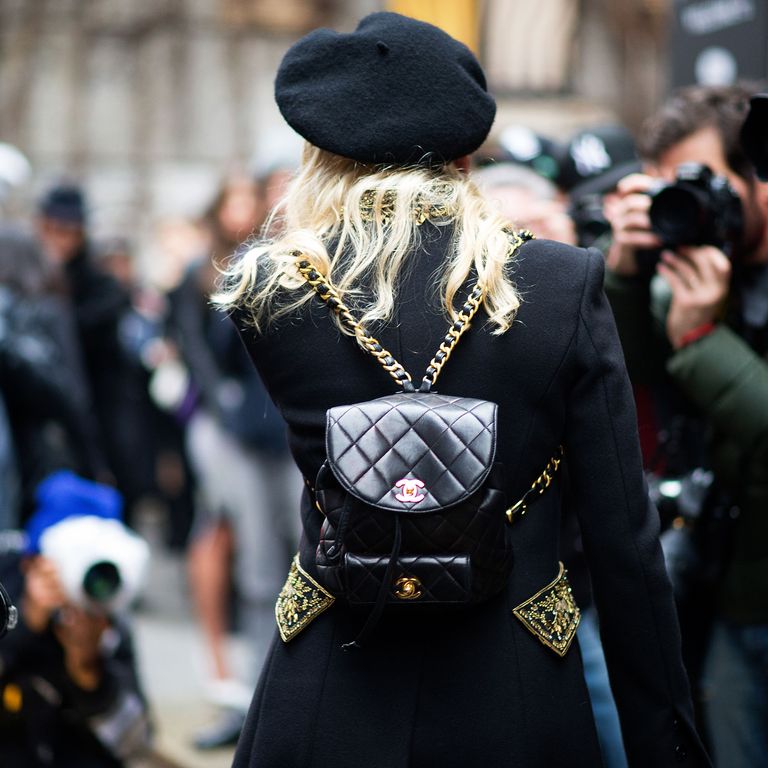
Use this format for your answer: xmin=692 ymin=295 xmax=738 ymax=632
xmin=232 ymin=231 xmax=711 ymax=768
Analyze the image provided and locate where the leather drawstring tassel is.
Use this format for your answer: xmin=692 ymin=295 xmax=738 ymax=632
xmin=341 ymin=516 xmax=402 ymax=651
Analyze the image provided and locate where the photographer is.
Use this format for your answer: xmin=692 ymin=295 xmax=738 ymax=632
xmin=603 ymin=84 xmax=768 ymax=768
xmin=0 ymin=475 xmax=151 ymax=767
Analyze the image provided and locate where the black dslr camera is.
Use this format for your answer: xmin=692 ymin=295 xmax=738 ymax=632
xmin=0 ymin=580 xmax=17 ymax=638
xmin=649 ymin=163 xmax=743 ymax=251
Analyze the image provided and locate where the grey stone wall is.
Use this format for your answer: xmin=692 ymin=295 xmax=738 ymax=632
xmin=0 ymin=0 xmax=667 ymax=256
xmin=0 ymin=0 xmax=378 ymax=240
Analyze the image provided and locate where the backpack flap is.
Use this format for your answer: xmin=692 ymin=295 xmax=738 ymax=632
xmin=326 ymin=392 xmax=498 ymax=513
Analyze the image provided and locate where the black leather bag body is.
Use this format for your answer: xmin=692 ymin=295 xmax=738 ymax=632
xmin=295 ymin=246 xmax=543 ymax=622
xmin=314 ymin=391 xmax=511 ymax=606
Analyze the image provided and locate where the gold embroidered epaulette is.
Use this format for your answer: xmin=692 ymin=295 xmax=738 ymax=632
xmin=512 ymin=562 xmax=580 ymax=657
xmin=275 ymin=555 xmax=335 ymax=643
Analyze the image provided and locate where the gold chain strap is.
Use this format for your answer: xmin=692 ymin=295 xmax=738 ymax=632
xmin=296 ymin=229 xmax=534 ymax=392
xmin=297 ymin=259 xmax=414 ymax=389
xmin=297 ymin=257 xmax=484 ymax=391
xmin=506 ymin=446 xmax=564 ymax=524
xmin=420 ymin=229 xmax=533 ymax=391
xmin=420 ymin=285 xmax=483 ymax=390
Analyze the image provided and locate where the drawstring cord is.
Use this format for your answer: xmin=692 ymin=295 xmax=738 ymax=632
xmin=341 ymin=515 xmax=402 ymax=651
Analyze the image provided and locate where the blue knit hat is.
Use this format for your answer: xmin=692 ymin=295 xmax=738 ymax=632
xmin=25 ymin=471 xmax=124 ymax=555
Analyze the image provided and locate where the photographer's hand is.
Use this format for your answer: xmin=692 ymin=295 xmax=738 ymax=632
xmin=604 ymin=173 xmax=663 ymax=275
xmin=22 ymin=556 xmax=67 ymax=633
xmin=54 ymin=606 xmax=109 ymax=691
xmin=657 ymin=246 xmax=731 ymax=349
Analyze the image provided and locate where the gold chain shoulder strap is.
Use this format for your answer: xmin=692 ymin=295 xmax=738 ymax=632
xmin=297 ymin=259 xmax=415 ymax=389
xmin=506 ymin=445 xmax=564 ymax=524
xmin=419 ymin=228 xmax=534 ymax=391
xmin=295 ymin=230 xmax=534 ymax=392
xmin=297 ymin=257 xmax=484 ymax=392
xmin=420 ymin=285 xmax=483 ymax=391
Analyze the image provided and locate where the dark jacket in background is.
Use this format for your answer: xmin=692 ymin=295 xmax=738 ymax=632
xmin=605 ymin=266 xmax=768 ymax=624
xmin=0 ymin=287 xmax=101 ymax=519
xmin=231 ymin=232 xmax=710 ymax=768
xmin=61 ymin=247 xmax=155 ymax=512
xmin=169 ymin=261 xmax=288 ymax=454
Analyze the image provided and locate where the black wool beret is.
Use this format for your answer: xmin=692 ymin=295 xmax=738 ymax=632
xmin=275 ymin=12 xmax=496 ymax=166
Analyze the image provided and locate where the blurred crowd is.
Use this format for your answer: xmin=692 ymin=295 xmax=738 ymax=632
xmin=0 ymin=155 xmax=302 ymax=765
xmin=0 ymin=79 xmax=766 ymax=768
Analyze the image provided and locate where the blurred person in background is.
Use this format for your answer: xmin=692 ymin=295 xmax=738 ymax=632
xmin=0 ymin=226 xmax=104 ymax=521
xmin=603 ymin=84 xmax=768 ymax=768
xmin=168 ymin=172 xmax=300 ymax=749
xmin=557 ymin=124 xmax=638 ymax=196
xmin=36 ymin=185 xmax=141 ymax=519
xmin=473 ymin=162 xmax=577 ymax=244
xmin=93 ymin=237 xmax=166 ymax=532
xmin=143 ymin=217 xmax=212 ymax=551
xmin=490 ymin=123 xmax=640 ymax=254
xmin=0 ymin=474 xmax=151 ymax=768
xmin=149 ymin=216 xmax=210 ymax=293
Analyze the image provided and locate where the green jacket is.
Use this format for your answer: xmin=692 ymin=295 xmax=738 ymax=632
xmin=605 ymin=269 xmax=768 ymax=624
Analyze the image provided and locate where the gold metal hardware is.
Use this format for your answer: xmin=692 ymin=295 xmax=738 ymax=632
xmin=421 ymin=284 xmax=484 ymax=389
xmin=297 ymin=259 xmax=414 ymax=388
xmin=275 ymin=555 xmax=335 ymax=643
xmin=505 ymin=445 xmax=564 ymax=524
xmin=296 ymin=230 xmax=533 ymax=391
xmin=393 ymin=575 xmax=422 ymax=600
xmin=356 ymin=185 xmax=458 ymax=225
xmin=512 ymin=562 xmax=580 ymax=657
xmin=505 ymin=499 xmax=526 ymax=524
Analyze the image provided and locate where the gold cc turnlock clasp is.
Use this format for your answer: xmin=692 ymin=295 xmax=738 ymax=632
xmin=394 ymin=575 xmax=422 ymax=600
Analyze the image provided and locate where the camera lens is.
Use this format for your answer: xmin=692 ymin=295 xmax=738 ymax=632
xmin=650 ymin=185 xmax=708 ymax=245
xmin=83 ymin=561 xmax=122 ymax=603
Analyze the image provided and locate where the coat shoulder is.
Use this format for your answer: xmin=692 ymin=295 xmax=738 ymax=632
xmin=510 ymin=238 xmax=603 ymax=318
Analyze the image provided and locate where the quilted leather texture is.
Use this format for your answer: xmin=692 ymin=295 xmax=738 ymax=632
xmin=314 ymin=462 xmax=512 ymax=604
xmin=344 ymin=554 xmax=471 ymax=605
xmin=326 ymin=392 xmax=497 ymax=513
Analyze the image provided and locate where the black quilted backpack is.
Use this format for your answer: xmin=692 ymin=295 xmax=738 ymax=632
xmin=297 ymin=239 xmax=561 ymax=648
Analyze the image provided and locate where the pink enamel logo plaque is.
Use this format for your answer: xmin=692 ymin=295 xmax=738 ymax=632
xmin=394 ymin=478 xmax=426 ymax=503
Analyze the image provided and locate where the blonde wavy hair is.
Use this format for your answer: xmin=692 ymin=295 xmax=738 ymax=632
xmin=214 ymin=144 xmax=523 ymax=336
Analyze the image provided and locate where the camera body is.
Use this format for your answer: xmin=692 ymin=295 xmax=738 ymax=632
xmin=40 ymin=515 xmax=150 ymax=614
xmin=0 ymin=580 xmax=17 ymax=638
xmin=649 ymin=163 xmax=742 ymax=251
xmin=569 ymin=192 xmax=611 ymax=248
xmin=648 ymin=467 xmax=739 ymax=603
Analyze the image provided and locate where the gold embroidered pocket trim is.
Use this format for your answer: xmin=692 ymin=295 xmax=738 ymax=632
xmin=275 ymin=555 xmax=335 ymax=643
xmin=512 ymin=562 xmax=581 ymax=657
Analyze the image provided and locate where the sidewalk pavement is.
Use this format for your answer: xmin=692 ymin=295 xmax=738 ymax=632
xmin=132 ymin=508 xmax=253 ymax=768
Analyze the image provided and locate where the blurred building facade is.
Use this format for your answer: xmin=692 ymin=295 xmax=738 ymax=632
xmin=0 ymin=0 xmax=670 ymax=254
